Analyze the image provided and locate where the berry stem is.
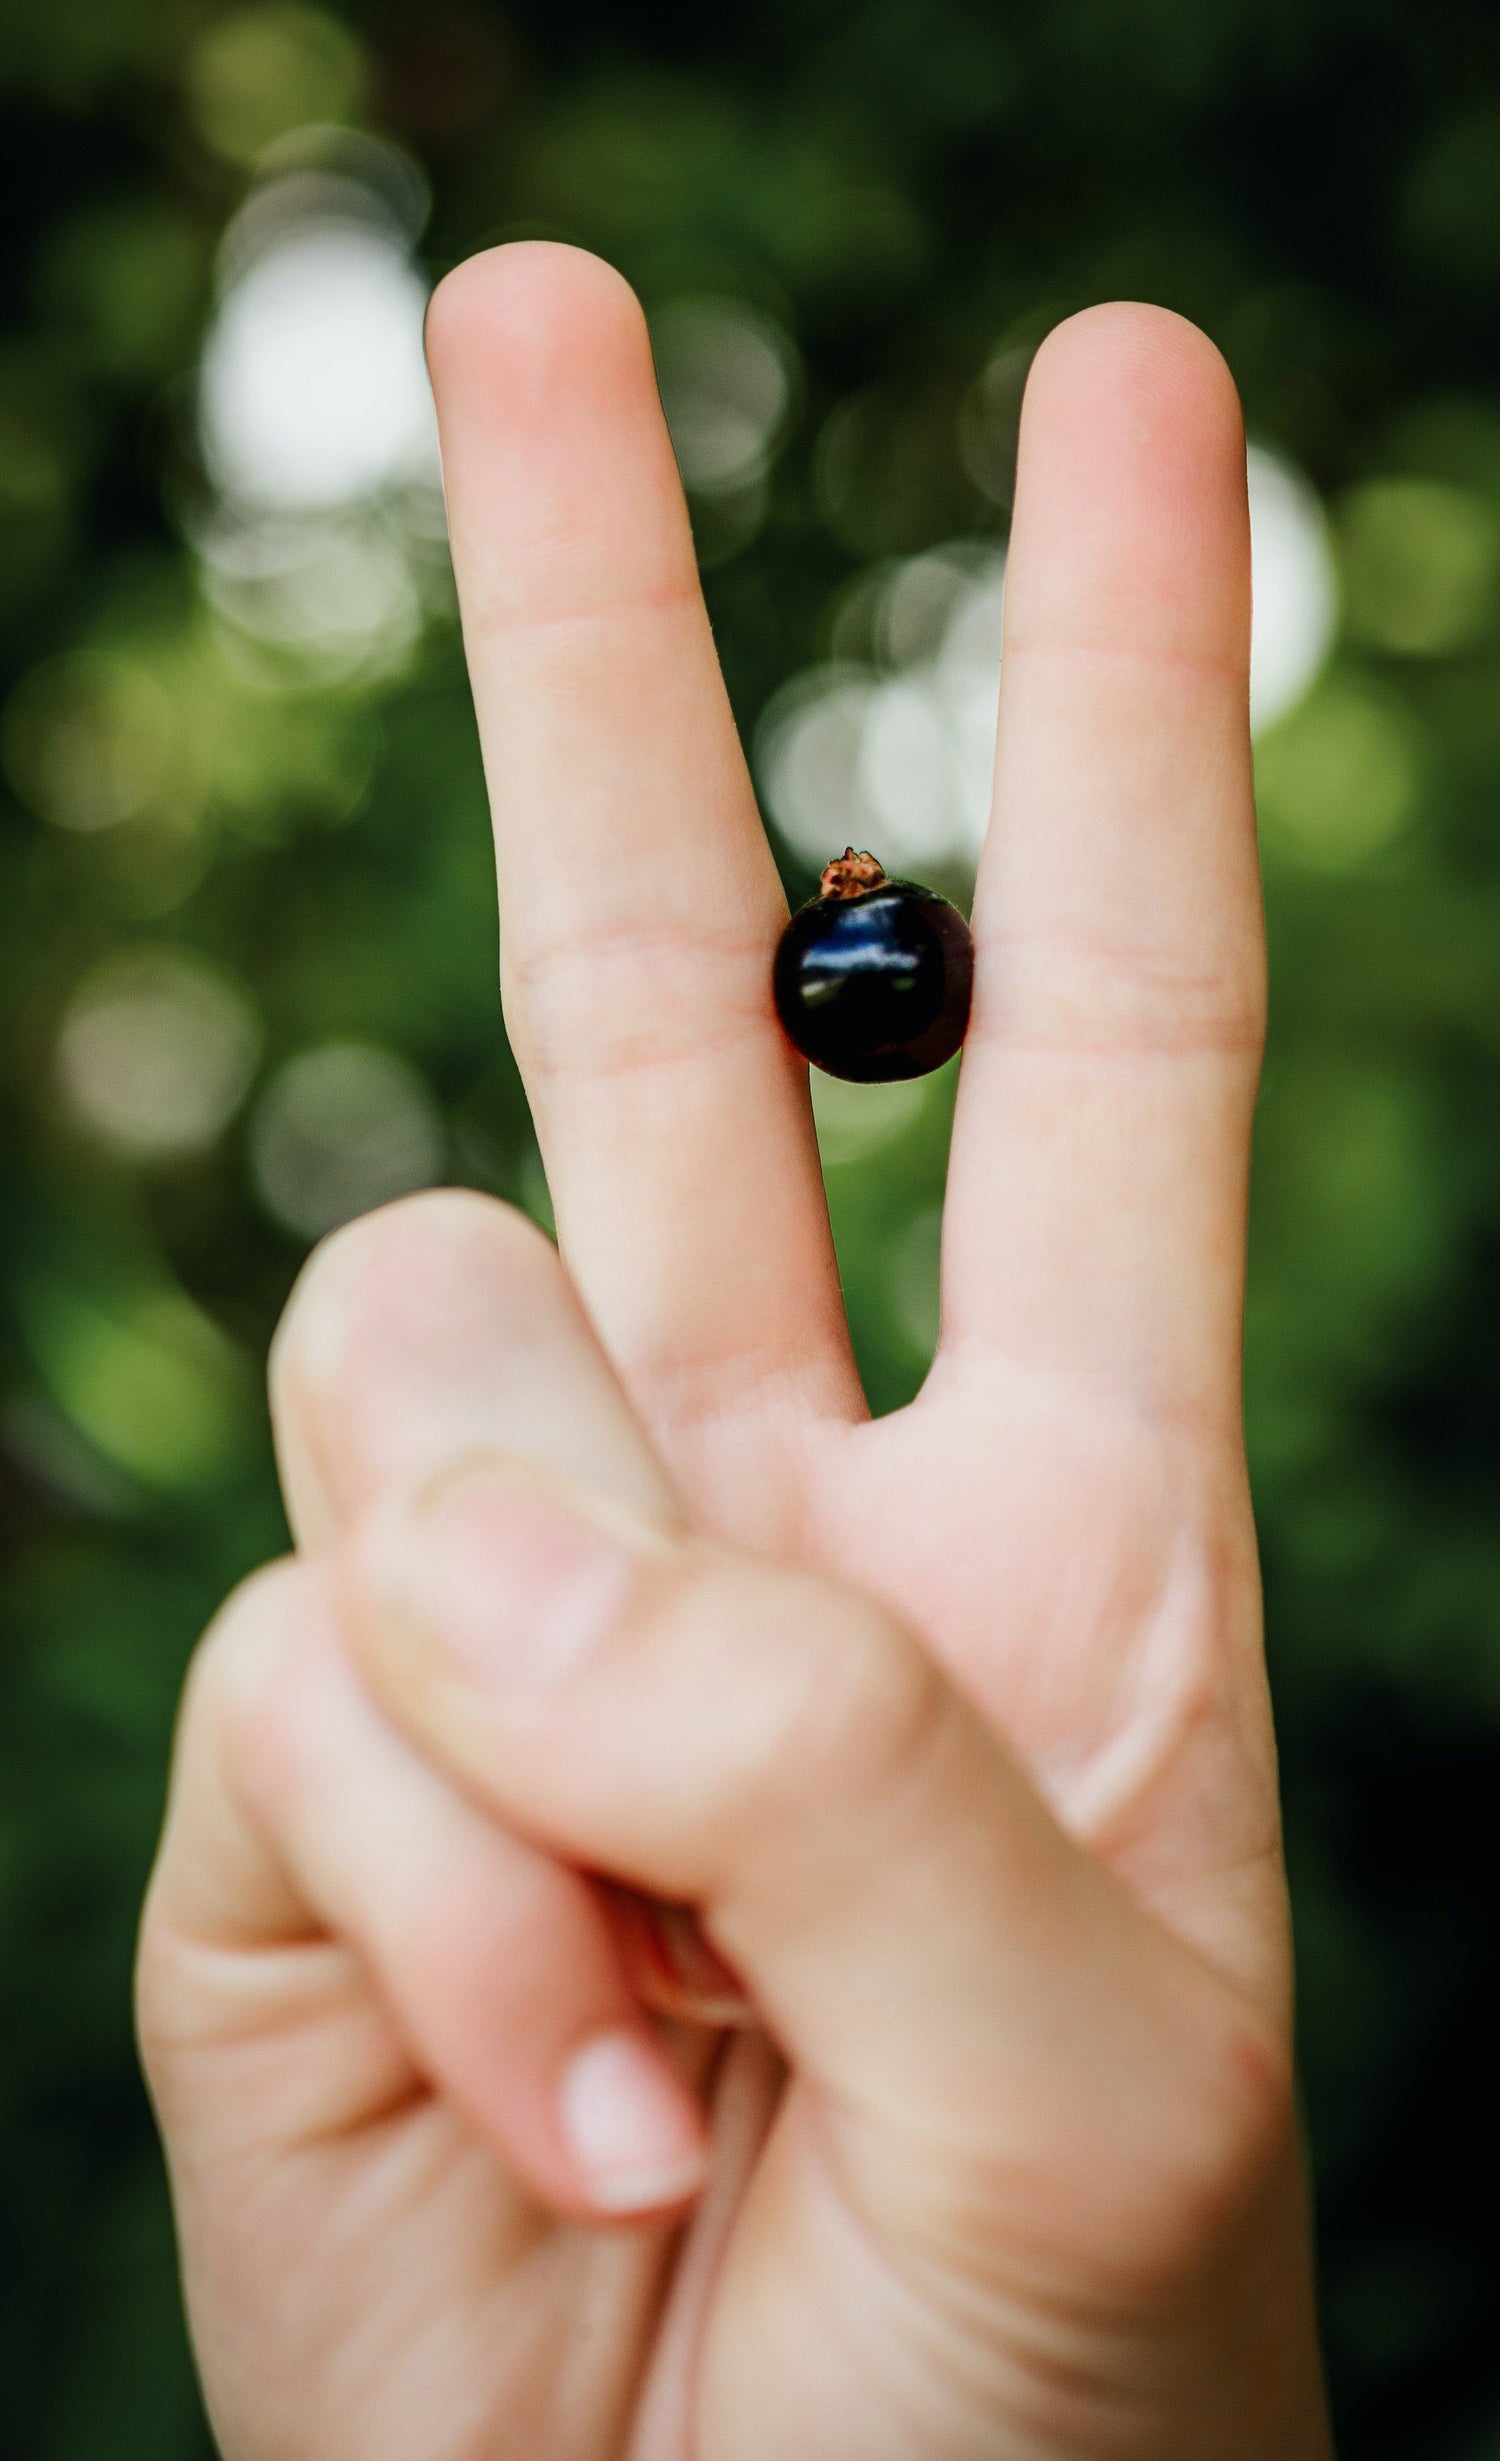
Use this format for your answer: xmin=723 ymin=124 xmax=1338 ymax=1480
xmin=819 ymin=848 xmax=886 ymax=901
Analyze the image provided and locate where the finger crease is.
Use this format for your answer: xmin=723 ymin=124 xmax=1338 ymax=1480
xmin=1001 ymin=631 xmax=1248 ymax=689
xmin=464 ymin=578 xmax=705 ymax=643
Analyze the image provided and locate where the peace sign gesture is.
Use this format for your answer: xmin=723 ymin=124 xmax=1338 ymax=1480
xmin=138 ymin=246 xmax=1330 ymax=2459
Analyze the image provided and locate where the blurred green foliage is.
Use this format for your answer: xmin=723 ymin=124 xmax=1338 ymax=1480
xmin=4 ymin=1 xmax=1500 ymax=2452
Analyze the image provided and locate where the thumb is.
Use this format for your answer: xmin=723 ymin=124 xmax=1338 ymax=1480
xmin=343 ymin=1449 xmax=1286 ymax=2278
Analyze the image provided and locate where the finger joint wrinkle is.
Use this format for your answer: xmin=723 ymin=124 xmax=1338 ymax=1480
xmin=1002 ymin=629 xmax=1248 ymax=689
xmin=509 ymin=926 xmax=777 ymax=1084
xmin=464 ymin=577 xmax=705 ymax=643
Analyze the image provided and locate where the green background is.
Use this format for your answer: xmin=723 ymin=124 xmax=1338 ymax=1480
xmin=3 ymin=2 xmax=1500 ymax=2451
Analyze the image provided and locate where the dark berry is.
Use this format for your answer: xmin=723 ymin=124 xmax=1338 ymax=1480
xmin=773 ymin=850 xmax=974 ymax=1084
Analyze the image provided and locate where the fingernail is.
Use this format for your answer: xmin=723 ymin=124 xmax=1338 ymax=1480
xmin=390 ymin=1465 xmax=642 ymax=1690
xmin=559 ymin=2029 xmax=707 ymax=2213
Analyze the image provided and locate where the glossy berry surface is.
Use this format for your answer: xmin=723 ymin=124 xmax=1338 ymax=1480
xmin=773 ymin=850 xmax=974 ymax=1084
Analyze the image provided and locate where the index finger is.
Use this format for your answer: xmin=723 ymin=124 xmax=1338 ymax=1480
xmin=425 ymin=245 xmax=862 ymax=1471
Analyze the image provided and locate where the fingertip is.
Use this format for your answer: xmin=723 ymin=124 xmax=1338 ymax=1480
xmin=346 ymin=1795 xmax=703 ymax=2224
xmin=556 ymin=2025 xmax=710 ymax=2219
xmin=425 ymin=241 xmax=651 ymax=398
xmin=424 ymin=241 xmax=692 ymax=626
xmin=1009 ymin=301 xmax=1250 ymax=662
xmin=1025 ymin=302 xmax=1245 ymax=469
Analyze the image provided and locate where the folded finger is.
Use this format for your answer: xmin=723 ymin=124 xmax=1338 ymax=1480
xmin=140 ymin=1559 xmax=708 ymax=2220
xmin=270 ymin=1189 xmax=675 ymax=1550
xmin=344 ymin=1450 xmax=1276 ymax=2230
xmin=269 ymin=1188 xmax=755 ymax=2030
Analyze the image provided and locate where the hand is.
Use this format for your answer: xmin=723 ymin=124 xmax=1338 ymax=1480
xmin=137 ymin=246 xmax=1331 ymax=2458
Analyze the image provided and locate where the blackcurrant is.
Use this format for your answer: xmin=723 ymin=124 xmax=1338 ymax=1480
xmin=773 ymin=850 xmax=974 ymax=1084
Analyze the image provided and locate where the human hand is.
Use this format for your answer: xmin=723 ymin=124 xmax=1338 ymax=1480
xmin=137 ymin=246 xmax=1331 ymax=2458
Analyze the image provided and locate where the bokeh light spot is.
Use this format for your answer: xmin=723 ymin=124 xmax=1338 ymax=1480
xmin=3 ymin=652 xmax=178 ymax=833
xmin=186 ymin=6 xmax=369 ymax=167
xmin=1247 ymin=444 xmax=1339 ymax=736
xmin=1255 ymin=679 xmax=1421 ymax=872
xmin=650 ymin=298 xmax=797 ymax=496
xmin=199 ymin=220 xmax=437 ymax=513
xmin=56 ymin=950 xmax=262 ymax=1158
xmin=195 ymin=504 xmax=424 ymax=684
xmin=758 ymin=544 xmax=1002 ymax=875
xmin=23 ymin=1281 xmax=251 ymax=1491
xmin=1338 ymin=476 xmax=1500 ymax=657
xmin=958 ymin=344 xmax=1031 ymax=511
xmin=193 ymin=133 xmax=443 ymax=683
xmin=249 ymin=1042 xmax=445 ymax=1239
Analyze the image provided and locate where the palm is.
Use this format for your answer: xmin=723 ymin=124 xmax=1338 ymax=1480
xmin=803 ymin=1371 xmax=1271 ymax=1963
xmin=197 ymin=1368 xmax=1274 ymax=2461
xmin=151 ymin=255 xmax=1287 ymax=2460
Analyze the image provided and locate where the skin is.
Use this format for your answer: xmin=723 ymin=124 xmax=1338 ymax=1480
xmin=136 ymin=246 xmax=1333 ymax=2459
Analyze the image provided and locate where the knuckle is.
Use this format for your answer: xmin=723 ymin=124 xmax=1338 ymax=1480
xmin=761 ymin=1575 xmax=946 ymax=1827
xmin=133 ymin=1865 xmax=184 ymax=2073
xmin=632 ymin=1556 xmax=949 ymax=1899
xmin=393 ymin=1838 xmax=568 ymax=2029
xmin=135 ymin=1557 xmax=312 ymax=2075
xmin=1100 ymin=1996 xmax=1298 ymax=2299
xmin=133 ymin=1919 xmax=187 ymax=2099
xmin=1174 ymin=2004 xmax=1297 ymax=2244
xmin=188 ymin=1557 xmax=323 ymax=1823
xmin=133 ymin=1875 xmax=220 ymax=2092
xmin=508 ymin=917 xmax=773 ymax=1090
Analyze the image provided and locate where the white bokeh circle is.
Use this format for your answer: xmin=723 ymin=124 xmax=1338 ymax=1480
xmin=199 ymin=220 xmax=438 ymax=513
